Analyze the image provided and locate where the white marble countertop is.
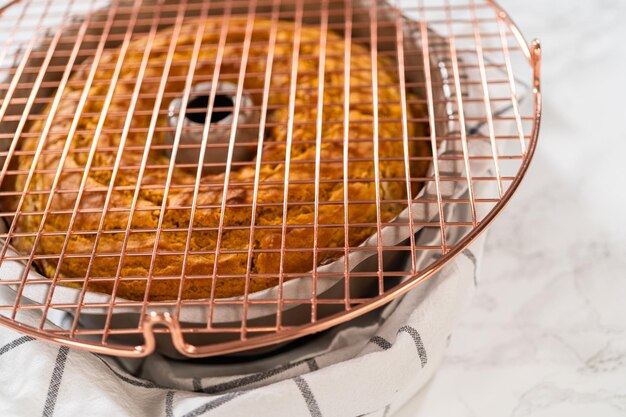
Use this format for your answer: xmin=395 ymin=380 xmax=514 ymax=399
xmin=398 ymin=0 xmax=626 ymax=415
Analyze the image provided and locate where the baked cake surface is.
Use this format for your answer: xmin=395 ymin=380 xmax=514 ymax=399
xmin=8 ymin=17 xmax=430 ymax=300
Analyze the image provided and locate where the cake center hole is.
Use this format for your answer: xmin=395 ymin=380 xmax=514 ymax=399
xmin=186 ymin=94 xmax=234 ymax=124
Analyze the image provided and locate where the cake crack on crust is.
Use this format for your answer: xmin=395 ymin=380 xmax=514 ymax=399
xmin=6 ymin=17 xmax=430 ymax=301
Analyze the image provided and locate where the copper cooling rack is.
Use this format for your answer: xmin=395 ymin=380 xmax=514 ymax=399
xmin=0 ymin=0 xmax=541 ymax=357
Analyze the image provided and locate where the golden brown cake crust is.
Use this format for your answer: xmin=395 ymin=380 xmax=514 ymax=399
xmin=8 ymin=17 xmax=430 ymax=300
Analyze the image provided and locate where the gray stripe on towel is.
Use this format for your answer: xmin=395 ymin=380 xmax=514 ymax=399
xmin=306 ymin=358 xmax=319 ymax=372
xmin=192 ymin=377 xmax=203 ymax=392
xmin=294 ymin=376 xmax=322 ymax=417
xmin=369 ymin=336 xmax=392 ymax=350
xmin=181 ymin=391 xmax=246 ymax=417
xmin=42 ymin=346 xmax=70 ymax=417
xmin=200 ymin=359 xmax=307 ymax=394
xmin=398 ymin=326 xmax=427 ymax=367
xmin=165 ymin=391 xmax=175 ymax=417
xmin=0 ymin=335 xmax=34 ymax=356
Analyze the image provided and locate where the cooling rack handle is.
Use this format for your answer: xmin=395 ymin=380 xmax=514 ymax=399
xmin=138 ymin=312 xmax=181 ymax=357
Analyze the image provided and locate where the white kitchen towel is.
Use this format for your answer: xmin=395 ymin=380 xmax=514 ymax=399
xmin=0 ymin=235 xmax=483 ymax=417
